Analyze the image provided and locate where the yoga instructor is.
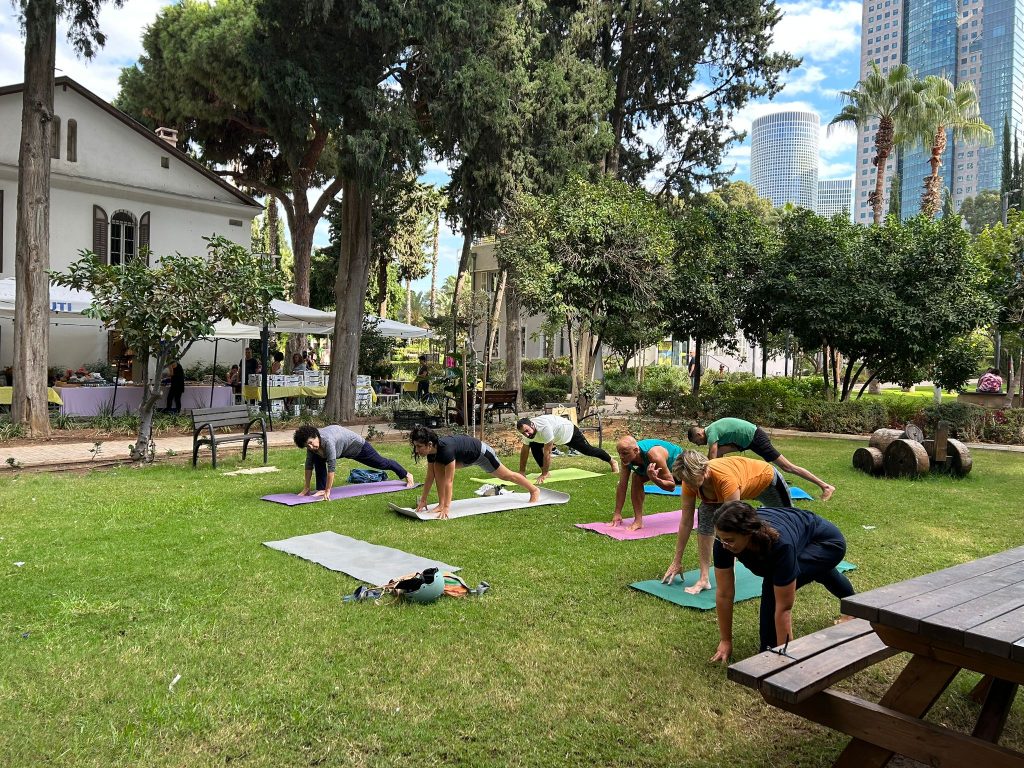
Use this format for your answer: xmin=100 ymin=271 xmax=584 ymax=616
xmin=294 ymin=425 xmax=414 ymax=500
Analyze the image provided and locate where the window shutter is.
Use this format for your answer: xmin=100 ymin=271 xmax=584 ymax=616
xmin=92 ymin=205 xmax=108 ymax=263
xmin=139 ymin=212 xmax=151 ymax=265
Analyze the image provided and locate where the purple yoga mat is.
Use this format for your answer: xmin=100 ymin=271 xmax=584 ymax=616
xmin=262 ymin=481 xmax=420 ymax=506
xmin=575 ymin=509 xmax=698 ymax=541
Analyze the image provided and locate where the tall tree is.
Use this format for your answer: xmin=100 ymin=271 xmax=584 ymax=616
xmin=904 ymin=76 xmax=991 ymax=218
xmin=960 ymin=190 xmax=1002 ymax=234
xmin=887 ymin=173 xmax=902 ymax=221
xmin=11 ymin=0 xmax=124 ymax=436
xmin=831 ymin=63 xmax=920 ymax=225
xmin=578 ymin=0 xmax=797 ymax=193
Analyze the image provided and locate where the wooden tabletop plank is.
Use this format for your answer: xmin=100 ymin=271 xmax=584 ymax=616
xmin=874 ymin=561 xmax=1024 ymax=633
xmin=920 ymin=582 xmax=1024 ymax=649
xmin=1012 ymin=639 xmax=1024 ymax=664
xmin=842 ymin=546 xmax=1024 ymax=621
xmin=964 ymin=605 xmax=1024 ymax=658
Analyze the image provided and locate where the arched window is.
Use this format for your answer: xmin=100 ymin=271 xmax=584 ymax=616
xmin=66 ymin=119 xmax=77 ymax=162
xmin=51 ymin=116 xmax=61 ymax=159
xmin=110 ymin=210 xmax=137 ymax=267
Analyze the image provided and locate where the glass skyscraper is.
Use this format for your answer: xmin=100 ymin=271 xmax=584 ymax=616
xmin=817 ymin=178 xmax=855 ymax=218
xmin=751 ymin=111 xmax=820 ymax=209
xmin=855 ymin=0 xmax=1024 ymax=221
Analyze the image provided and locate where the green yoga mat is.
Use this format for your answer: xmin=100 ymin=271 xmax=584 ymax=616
xmin=472 ymin=467 xmax=603 ymax=486
xmin=630 ymin=560 xmax=857 ymax=611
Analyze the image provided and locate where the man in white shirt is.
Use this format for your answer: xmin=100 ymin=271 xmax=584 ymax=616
xmin=516 ymin=415 xmax=618 ymax=483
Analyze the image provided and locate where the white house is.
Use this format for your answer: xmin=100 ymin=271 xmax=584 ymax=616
xmin=0 ymin=76 xmax=262 ymax=373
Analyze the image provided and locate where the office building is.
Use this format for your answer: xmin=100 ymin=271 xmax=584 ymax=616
xmin=751 ymin=110 xmax=820 ymax=209
xmin=817 ymin=178 xmax=854 ymax=218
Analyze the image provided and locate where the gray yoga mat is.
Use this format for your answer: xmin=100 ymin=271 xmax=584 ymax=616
xmin=263 ymin=531 xmax=460 ymax=586
xmin=389 ymin=487 xmax=571 ymax=521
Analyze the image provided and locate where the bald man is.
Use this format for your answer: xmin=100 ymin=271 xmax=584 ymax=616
xmin=610 ymin=436 xmax=683 ymax=530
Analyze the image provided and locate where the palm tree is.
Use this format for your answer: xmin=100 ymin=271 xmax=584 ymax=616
xmin=903 ymin=76 xmax=993 ymax=217
xmin=830 ymin=64 xmax=920 ymax=224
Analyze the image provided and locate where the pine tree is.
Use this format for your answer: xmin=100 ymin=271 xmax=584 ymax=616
xmin=1014 ymin=132 xmax=1023 ymax=211
xmin=942 ymin=188 xmax=954 ymax=218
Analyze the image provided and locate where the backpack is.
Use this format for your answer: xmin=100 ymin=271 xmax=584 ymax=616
xmin=348 ymin=468 xmax=388 ymax=484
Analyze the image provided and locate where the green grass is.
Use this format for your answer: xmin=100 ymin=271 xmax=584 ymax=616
xmin=1 ymin=437 xmax=1023 ymax=766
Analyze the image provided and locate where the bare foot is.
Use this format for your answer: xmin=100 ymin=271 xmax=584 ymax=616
xmin=820 ymin=484 xmax=835 ymax=501
xmin=684 ymin=579 xmax=711 ymax=595
xmin=528 ymin=490 xmax=541 ymax=503
xmin=405 ymin=474 xmax=416 ymax=488
xmin=627 ymin=519 xmax=643 ymax=531
xmin=610 ymin=459 xmax=620 ymax=473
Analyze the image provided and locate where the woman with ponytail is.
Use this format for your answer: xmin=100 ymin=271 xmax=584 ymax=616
xmin=709 ymin=501 xmax=854 ymax=663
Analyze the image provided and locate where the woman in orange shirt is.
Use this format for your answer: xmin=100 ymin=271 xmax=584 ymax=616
xmin=660 ymin=451 xmax=791 ymax=595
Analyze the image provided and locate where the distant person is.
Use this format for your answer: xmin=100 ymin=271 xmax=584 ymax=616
xmin=226 ymin=365 xmax=241 ymax=392
xmin=409 ymin=426 xmax=539 ymax=519
xmin=416 ymin=355 xmax=431 ymax=399
xmin=662 ymin=451 xmax=792 ymax=595
xmin=688 ymin=417 xmax=835 ymax=501
xmin=977 ymin=367 xmax=1003 ymax=393
xmin=291 ymin=352 xmax=306 ymax=374
xmin=270 ymin=351 xmax=284 ymax=375
xmin=610 ymin=436 xmax=682 ymax=531
xmin=709 ymin=501 xmax=854 ymax=662
xmin=164 ymin=360 xmax=185 ymax=413
xmin=243 ymin=348 xmax=261 ymax=382
xmin=687 ymin=354 xmax=698 ymax=390
xmin=293 ymin=425 xmax=414 ymax=499
xmin=516 ymin=415 xmax=619 ymax=482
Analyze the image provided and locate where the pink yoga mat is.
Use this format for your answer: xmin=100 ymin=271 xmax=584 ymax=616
xmin=262 ymin=481 xmax=420 ymax=506
xmin=575 ymin=509 xmax=697 ymax=540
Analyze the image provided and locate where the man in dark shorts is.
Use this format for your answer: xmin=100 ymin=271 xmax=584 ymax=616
xmin=409 ymin=426 xmax=540 ymax=519
xmin=688 ymin=417 xmax=835 ymax=501
xmin=294 ymin=425 xmax=415 ymax=500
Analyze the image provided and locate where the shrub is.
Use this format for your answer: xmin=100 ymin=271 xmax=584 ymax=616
xmin=923 ymin=402 xmax=989 ymax=441
xmin=984 ymin=409 xmax=1024 ymax=444
xmin=637 ymin=366 xmax=689 ymax=415
xmin=522 ymin=373 xmax=571 ymax=408
xmin=603 ymin=370 xmax=638 ymax=396
xmin=702 ymin=378 xmax=804 ymax=427
xmin=877 ymin=394 xmax=926 ymax=428
xmin=796 ymin=399 xmax=890 ymax=434
xmin=522 ymin=357 xmax=571 ymax=375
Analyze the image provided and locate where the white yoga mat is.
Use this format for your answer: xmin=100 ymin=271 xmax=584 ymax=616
xmin=223 ymin=466 xmax=280 ymax=476
xmin=389 ymin=487 xmax=571 ymax=521
xmin=263 ymin=531 xmax=459 ymax=586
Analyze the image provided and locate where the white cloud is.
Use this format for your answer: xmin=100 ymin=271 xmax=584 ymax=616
xmin=820 ymin=121 xmax=857 ymax=159
xmin=782 ymin=65 xmax=829 ymax=96
xmin=774 ymin=1 xmax=861 ymax=63
xmin=819 ymin=160 xmax=855 ymax=178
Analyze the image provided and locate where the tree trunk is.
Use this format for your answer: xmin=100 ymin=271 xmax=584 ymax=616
xmin=504 ymin=283 xmax=522 ymax=408
xmin=405 ymin=277 xmax=412 ymax=325
xmin=479 ymin=271 xmax=507 ymax=441
xmin=133 ymin=351 xmax=168 ymax=462
xmin=448 ymin=225 xmax=475 ymax=350
xmin=290 ymin=199 xmax=314 ymax=308
xmin=325 ymin=179 xmax=373 ymax=423
xmin=691 ymin=336 xmax=703 ymax=395
xmin=12 ymin=0 xmax=57 ymax=438
xmin=920 ymin=125 xmax=947 ymax=218
xmin=429 ymin=211 xmax=439 ymax=317
xmin=869 ymin=117 xmax=894 ymax=225
xmin=267 ymin=198 xmax=280 ymax=256
xmin=604 ymin=0 xmax=637 ymax=178
xmin=375 ymin=257 xmax=389 ymax=318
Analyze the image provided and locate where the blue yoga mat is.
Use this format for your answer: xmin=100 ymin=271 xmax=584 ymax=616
xmin=790 ymin=486 xmax=813 ymax=501
xmin=644 ymin=484 xmax=682 ymax=496
xmin=631 ymin=560 xmax=856 ymax=611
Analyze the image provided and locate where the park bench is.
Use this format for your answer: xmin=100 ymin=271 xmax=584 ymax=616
xmin=392 ymin=408 xmax=442 ymax=430
xmin=191 ymin=405 xmax=267 ymax=469
xmin=543 ymin=402 xmax=604 ymax=448
xmin=728 ymin=618 xmax=898 ymax=706
xmin=447 ymin=389 xmax=519 ymax=426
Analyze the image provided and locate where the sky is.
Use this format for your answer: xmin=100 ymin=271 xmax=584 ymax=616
xmin=1 ymin=0 xmax=863 ymax=294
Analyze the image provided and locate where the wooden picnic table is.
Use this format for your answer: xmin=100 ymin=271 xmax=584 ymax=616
xmin=820 ymin=545 xmax=1024 ymax=767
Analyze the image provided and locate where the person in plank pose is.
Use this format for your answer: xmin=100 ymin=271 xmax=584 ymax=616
xmin=610 ymin=436 xmax=683 ymax=531
xmin=688 ymin=417 xmax=835 ymax=500
xmin=409 ymin=426 xmax=539 ymax=519
xmin=662 ymin=451 xmax=792 ymax=595
xmin=516 ymin=415 xmax=618 ymax=482
xmin=709 ymin=500 xmax=854 ymax=662
xmin=293 ymin=425 xmax=414 ymax=500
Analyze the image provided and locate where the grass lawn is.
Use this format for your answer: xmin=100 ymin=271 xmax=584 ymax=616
xmin=2 ymin=436 xmax=1023 ymax=767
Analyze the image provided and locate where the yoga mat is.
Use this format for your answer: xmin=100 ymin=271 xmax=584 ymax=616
xmin=575 ymin=510 xmax=691 ymax=540
xmin=631 ymin=560 xmax=857 ymax=611
xmin=472 ymin=467 xmax=603 ymax=486
xmin=264 ymin=531 xmax=459 ymax=586
xmin=390 ymin=487 xmax=570 ymax=520
xmin=262 ymin=481 xmax=421 ymax=506
xmin=789 ymin=486 xmax=813 ymax=501
xmin=644 ymin=483 xmax=682 ymax=496
xmin=224 ymin=466 xmax=280 ymax=476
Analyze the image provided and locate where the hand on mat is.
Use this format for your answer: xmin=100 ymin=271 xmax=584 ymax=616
xmin=414 ymin=500 xmax=429 ymax=514
xmin=610 ymin=512 xmax=623 ymax=527
xmin=315 ymin=490 xmax=331 ymax=501
xmin=709 ymin=640 xmax=732 ymax=665
xmin=536 ymin=473 xmax=549 ymax=484
xmin=662 ymin=562 xmax=682 ymax=584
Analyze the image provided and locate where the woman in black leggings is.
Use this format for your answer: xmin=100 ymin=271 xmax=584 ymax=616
xmin=709 ymin=501 xmax=854 ymax=662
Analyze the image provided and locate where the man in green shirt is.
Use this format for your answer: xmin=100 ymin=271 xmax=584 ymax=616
xmin=688 ymin=417 xmax=835 ymax=500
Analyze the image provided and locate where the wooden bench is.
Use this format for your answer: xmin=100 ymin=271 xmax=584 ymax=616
xmin=191 ymin=405 xmax=268 ymax=468
xmin=447 ymin=389 xmax=519 ymax=426
xmin=392 ymin=409 xmax=442 ymax=430
xmin=543 ymin=402 xmax=604 ymax=448
xmin=728 ymin=619 xmax=898 ymax=706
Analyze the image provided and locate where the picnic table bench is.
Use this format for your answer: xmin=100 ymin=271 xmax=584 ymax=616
xmin=191 ymin=405 xmax=267 ymax=469
xmin=447 ymin=389 xmax=519 ymax=426
xmin=730 ymin=545 xmax=1024 ymax=767
xmin=543 ymin=402 xmax=604 ymax=448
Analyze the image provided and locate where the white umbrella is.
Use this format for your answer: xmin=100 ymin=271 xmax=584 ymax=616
xmin=0 ymin=277 xmax=95 ymax=318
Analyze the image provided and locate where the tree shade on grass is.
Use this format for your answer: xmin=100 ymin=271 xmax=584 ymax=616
xmin=1 ymin=437 xmax=1022 ymax=766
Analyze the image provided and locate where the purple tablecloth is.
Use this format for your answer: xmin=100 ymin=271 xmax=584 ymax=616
xmin=54 ymin=385 xmax=233 ymax=416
